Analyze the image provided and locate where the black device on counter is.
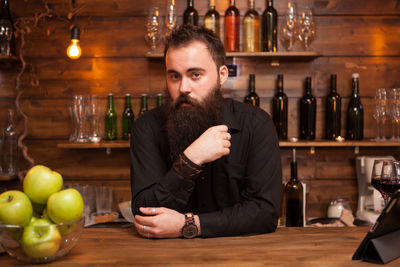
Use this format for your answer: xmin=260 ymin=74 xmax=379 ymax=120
xmin=353 ymin=189 xmax=400 ymax=264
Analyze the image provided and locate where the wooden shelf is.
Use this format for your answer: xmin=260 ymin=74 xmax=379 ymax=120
xmin=0 ymin=55 xmax=19 ymax=61
xmin=0 ymin=173 xmax=18 ymax=181
xmin=146 ymin=51 xmax=320 ymax=61
xmin=57 ymin=140 xmax=130 ymax=149
xmin=57 ymin=140 xmax=400 ymax=149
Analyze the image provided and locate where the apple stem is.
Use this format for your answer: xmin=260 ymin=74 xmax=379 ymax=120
xmin=7 ymin=195 xmax=13 ymax=202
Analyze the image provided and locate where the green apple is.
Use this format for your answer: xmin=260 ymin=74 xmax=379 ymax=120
xmin=23 ymin=165 xmax=63 ymax=205
xmin=47 ymin=188 xmax=84 ymax=223
xmin=42 ymin=208 xmax=50 ymax=220
xmin=0 ymin=190 xmax=33 ymax=226
xmin=22 ymin=218 xmax=61 ymax=258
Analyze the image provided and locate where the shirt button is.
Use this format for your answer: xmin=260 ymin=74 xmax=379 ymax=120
xmin=201 ymin=176 xmax=205 ymax=181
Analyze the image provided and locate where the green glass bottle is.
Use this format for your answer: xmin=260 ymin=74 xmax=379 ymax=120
xmin=104 ymin=93 xmax=117 ymax=140
xmin=122 ymin=94 xmax=134 ymax=140
xmin=244 ymin=74 xmax=260 ymax=107
xmin=204 ymin=0 xmax=220 ymax=37
xmin=346 ymin=73 xmax=364 ymax=140
xmin=156 ymin=93 xmax=163 ymax=107
xmin=138 ymin=94 xmax=148 ymax=117
xmin=261 ymin=0 xmax=278 ymax=52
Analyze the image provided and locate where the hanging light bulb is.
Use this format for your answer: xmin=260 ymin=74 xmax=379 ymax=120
xmin=67 ymin=26 xmax=81 ymax=59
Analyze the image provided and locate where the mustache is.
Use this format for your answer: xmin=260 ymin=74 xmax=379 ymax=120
xmin=173 ymin=94 xmax=199 ymax=108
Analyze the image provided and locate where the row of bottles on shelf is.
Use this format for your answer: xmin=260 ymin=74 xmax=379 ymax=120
xmin=244 ymin=73 xmax=364 ymax=141
xmin=184 ymin=0 xmax=277 ymax=52
xmin=104 ymin=93 xmax=163 ymax=140
xmin=0 ymin=0 xmax=15 ymax=56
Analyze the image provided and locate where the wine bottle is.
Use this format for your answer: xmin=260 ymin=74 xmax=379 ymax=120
xmin=105 ymin=93 xmax=117 ymax=140
xmin=1 ymin=109 xmax=18 ymax=174
xmin=183 ymin=0 xmax=199 ymax=26
xmin=243 ymin=0 xmax=260 ymax=52
xmin=272 ymin=74 xmax=288 ymax=140
xmin=122 ymin=94 xmax=134 ymax=140
xmin=224 ymin=0 xmax=240 ymax=52
xmin=138 ymin=94 xmax=149 ymax=117
xmin=0 ymin=0 xmax=15 ymax=56
xmin=261 ymin=0 xmax=277 ymax=52
xmin=204 ymin=0 xmax=220 ymax=37
xmin=325 ymin=74 xmax=342 ymax=140
xmin=285 ymin=149 xmax=304 ymax=227
xmin=346 ymin=73 xmax=364 ymax=140
xmin=244 ymin=74 xmax=260 ymax=107
xmin=299 ymin=77 xmax=316 ymax=140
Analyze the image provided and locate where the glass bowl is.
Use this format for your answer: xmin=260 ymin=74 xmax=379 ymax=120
xmin=0 ymin=218 xmax=84 ymax=263
xmin=118 ymin=200 xmax=134 ymax=223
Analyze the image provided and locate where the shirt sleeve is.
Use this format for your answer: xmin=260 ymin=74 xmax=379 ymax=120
xmin=198 ymin=112 xmax=282 ymax=237
xmin=130 ymin=113 xmax=196 ymax=215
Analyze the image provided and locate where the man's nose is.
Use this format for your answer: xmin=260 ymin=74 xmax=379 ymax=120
xmin=179 ymin=77 xmax=192 ymax=94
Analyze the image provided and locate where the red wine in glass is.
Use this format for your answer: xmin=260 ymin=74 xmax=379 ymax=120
xmin=381 ymin=177 xmax=399 ymax=198
xmin=371 ymin=177 xmax=382 ymax=193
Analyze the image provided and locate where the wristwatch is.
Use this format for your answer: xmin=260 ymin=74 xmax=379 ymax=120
xmin=182 ymin=213 xmax=198 ymax=238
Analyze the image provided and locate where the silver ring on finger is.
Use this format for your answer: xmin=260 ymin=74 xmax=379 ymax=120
xmin=143 ymin=225 xmax=146 ymax=233
xmin=152 ymin=207 xmax=156 ymax=216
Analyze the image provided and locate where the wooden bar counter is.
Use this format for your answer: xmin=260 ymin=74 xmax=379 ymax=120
xmin=1 ymin=227 xmax=399 ymax=266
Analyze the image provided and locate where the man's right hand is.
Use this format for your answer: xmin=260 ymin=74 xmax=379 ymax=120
xmin=183 ymin=125 xmax=231 ymax=166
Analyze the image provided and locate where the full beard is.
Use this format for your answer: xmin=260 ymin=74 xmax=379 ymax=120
xmin=165 ymin=85 xmax=224 ymax=163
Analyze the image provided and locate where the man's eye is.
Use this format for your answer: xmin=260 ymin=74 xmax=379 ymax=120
xmin=169 ymin=74 xmax=179 ymax=80
xmin=192 ymin=73 xmax=201 ymax=79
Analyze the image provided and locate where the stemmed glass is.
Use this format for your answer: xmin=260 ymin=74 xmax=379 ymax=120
xmin=389 ymin=88 xmax=400 ymax=140
xmin=145 ymin=7 xmax=162 ymax=52
xmin=373 ymin=88 xmax=389 ymax=141
xmin=165 ymin=0 xmax=177 ymax=38
xmin=380 ymin=160 xmax=400 ymax=206
xmin=297 ymin=8 xmax=316 ymax=50
xmin=280 ymin=0 xmax=298 ymax=51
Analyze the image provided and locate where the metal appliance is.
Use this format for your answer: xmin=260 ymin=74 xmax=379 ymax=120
xmin=355 ymin=156 xmax=395 ymax=223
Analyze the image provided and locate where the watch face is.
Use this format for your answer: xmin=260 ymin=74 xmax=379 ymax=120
xmin=183 ymin=224 xmax=198 ymax=238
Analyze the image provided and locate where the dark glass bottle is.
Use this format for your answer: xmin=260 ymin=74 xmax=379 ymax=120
xmin=244 ymin=74 xmax=259 ymax=107
xmin=243 ymin=0 xmax=260 ymax=52
xmin=272 ymin=74 xmax=288 ymax=140
xmin=299 ymin=77 xmax=316 ymax=140
xmin=346 ymin=73 xmax=364 ymax=140
xmin=0 ymin=0 xmax=15 ymax=56
xmin=122 ymin=94 xmax=134 ymax=140
xmin=204 ymin=0 xmax=220 ymax=37
xmin=325 ymin=74 xmax=342 ymax=140
xmin=224 ymin=0 xmax=240 ymax=52
xmin=138 ymin=94 xmax=148 ymax=117
xmin=285 ymin=149 xmax=304 ymax=227
xmin=105 ymin=93 xmax=117 ymax=140
xmin=183 ymin=0 xmax=199 ymax=26
xmin=156 ymin=93 xmax=163 ymax=107
xmin=2 ymin=109 xmax=18 ymax=174
xmin=261 ymin=0 xmax=277 ymax=52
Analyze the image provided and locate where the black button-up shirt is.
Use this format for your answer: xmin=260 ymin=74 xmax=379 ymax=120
xmin=130 ymin=98 xmax=282 ymax=237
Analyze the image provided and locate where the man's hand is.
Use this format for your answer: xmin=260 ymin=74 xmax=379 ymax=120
xmin=184 ymin=125 xmax=231 ymax=166
xmin=134 ymin=207 xmax=186 ymax=238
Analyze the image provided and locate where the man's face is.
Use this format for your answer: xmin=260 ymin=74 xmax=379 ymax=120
xmin=165 ymin=41 xmax=228 ymax=106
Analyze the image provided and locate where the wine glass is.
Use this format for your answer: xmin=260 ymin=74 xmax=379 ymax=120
xmin=371 ymin=160 xmax=384 ymax=197
xmin=0 ymin=17 xmax=13 ymax=56
xmin=380 ymin=160 xmax=400 ymax=206
xmin=389 ymin=88 xmax=400 ymax=141
xmin=297 ymin=8 xmax=316 ymax=50
xmin=280 ymin=0 xmax=298 ymax=51
xmin=165 ymin=0 xmax=177 ymax=38
xmin=145 ymin=7 xmax=162 ymax=52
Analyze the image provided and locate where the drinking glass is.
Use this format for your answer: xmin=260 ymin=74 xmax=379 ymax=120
xmin=87 ymin=96 xmax=102 ymax=143
xmin=297 ymin=8 xmax=316 ymax=50
xmin=371 ymin=160 xmax=384 ymax=196
xmin=380 ymin=160 xmax=400 ymax=206
xmin=280 ymin=0 xmax=297 ymax=51
xmin=145 ymin=7 xmax=162 ymax=52
xmin=95 ymin=186 xmax=113 ymax=214
xmin=373 ymin=88 xmax=389 ymax=141
xmin=389 ymin=88 xmax=400 ymax=140
xmin=165 ymin=0 xmax=177 ymax=38
xmin=82 ymin=185 xmax=96 ymax=226
xmin=72 ymin=95 xmax=88 ymax=143
xmin=0 ymin=18 xmax=13 ymax=56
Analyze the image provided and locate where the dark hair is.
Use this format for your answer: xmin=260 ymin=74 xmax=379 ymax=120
xmin=164 ymin=24 xmax=226 ymax=69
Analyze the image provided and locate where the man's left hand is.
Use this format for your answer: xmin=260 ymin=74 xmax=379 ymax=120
xmin=134 ymin=207 xmax=185 ymax=238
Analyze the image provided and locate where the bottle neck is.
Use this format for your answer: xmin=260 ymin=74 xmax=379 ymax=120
xmin=141 ymin=96 xmax=148 ymax=109
xmin=290 ymin=161 xmax=298 ymax=181
xmin=277 ymin=75 xmax=283 ymax=93
xmin=188 ymin=0 xmax=194 ymax=8
xmin=125 ymin=95 xmax=131 ymax=108
xmin=266 ymin=0 xmax=273 ymax=7
xmin=1 ymin=0 xmax=11 ymax=18
xmin=249 ymin=0 xmax=255 ymax=9
xmin=209 ymin=0 xmax=216 ymax=8
xmin=330 ymin=75 xmax=337 ymax=93
xmin=352 ymin=78 xmax=359 ymax=96
xmin=229 ymin=0 xmax=235 ymax=7
xmin=157 ymin=96 xmax=163 ymax=106
xmin=305 ymin=78 xmax=312 ymax=95
xmin=107 ymin=95 xmax=114 ymax=109
xmin=249 ymin=75 xmax=255 ymax=93
xmin=7 ymin=109 xmax=14 ymax=127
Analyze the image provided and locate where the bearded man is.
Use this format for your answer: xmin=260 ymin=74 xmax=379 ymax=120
xmin=130 ymin=24 xmax=282 ymax=238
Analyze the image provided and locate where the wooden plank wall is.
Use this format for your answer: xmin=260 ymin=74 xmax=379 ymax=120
xmin=1 ymin=0 xmax=400 ymax=218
